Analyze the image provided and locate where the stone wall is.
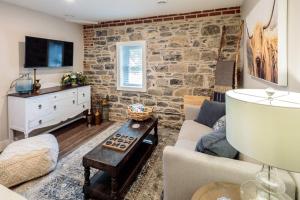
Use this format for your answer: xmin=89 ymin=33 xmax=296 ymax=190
xmin=83 ymin=9 xmax=241 ymax=129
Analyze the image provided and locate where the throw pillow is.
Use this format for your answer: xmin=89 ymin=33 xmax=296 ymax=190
xmin=213 ymin=115 xmax=226 ymax=132
xmin=194 ymin=100 xmax=225 ymax=128
xmin=195 ymin=130 xmax=238 ymax=159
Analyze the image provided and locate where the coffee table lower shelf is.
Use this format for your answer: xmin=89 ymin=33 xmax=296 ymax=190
xmin=84 ymin=135 xmax=157 ymax=200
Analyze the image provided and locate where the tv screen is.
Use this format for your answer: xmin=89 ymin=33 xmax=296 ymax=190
xmin=25 ymin=36 xmax=73 ymax=68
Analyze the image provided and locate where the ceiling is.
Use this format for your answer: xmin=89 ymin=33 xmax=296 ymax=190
xmin=1 ymin=0 xmax=244 ymax=24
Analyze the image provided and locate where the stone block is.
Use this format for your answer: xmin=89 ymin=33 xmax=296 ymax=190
xmin=169 ymin=64 xmax=187 ymax=73
xmin=174 ymin=88 xmax=191 ymax=97
xmin=129 ymin=33 xmax=143 ymax=40
xmin=201 ymin=25 xmax=221 ymax=36
xmin=120 ymin=97 xmax=133 ymax=105
xmin=148 ymin=88 xmax=163 ymax=96
xmin=153 ymin=65 xmax=168 ymax=72
xmin=96 ymin=30 xmax=108 ymax=37
xmin=156 ymin=79 xmax=168 ymax=87
xmin=157 ymin=102 xmax=168 ymax=107
xmin=200 ymin=51 xmax=217 ymax=61
xmin=170 ymin=79 xmax=183 ymax=86
xmin=107 ymin=36 xmax=121 ymax=42
xmin=184 ymin=74 xmax=204 ymax=86
xmin=163 ymin=87 xmax=174 ymax=96
xmin=169 ymin=36 xmax=189 ymax=47
xmin=184 ymin=49 xmax=200 ymax=61
xmin=105 ymin=64 xmax=114 ymax=70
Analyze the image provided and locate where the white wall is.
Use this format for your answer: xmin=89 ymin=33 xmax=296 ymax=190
xmin=0 ymin=2 xmax=84 ymax=147
xmin=241 ymin=0 xmax=300 ymax=92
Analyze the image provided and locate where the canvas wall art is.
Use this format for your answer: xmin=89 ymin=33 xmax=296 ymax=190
xmin=246 ymin=0 xmax=287 ymax=86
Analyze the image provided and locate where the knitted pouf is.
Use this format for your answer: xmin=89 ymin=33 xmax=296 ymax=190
xmin=0 ymin=134 xmax=59 ymax=187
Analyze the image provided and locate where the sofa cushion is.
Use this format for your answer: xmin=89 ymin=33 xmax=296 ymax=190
xmin=195 ymin=130 xmax=238 ymax=159
xmin=213 ymin=115 xmax=226 ymax=132
xmin=175 ymin=120 xmax=213 ymax=150
xmin=194 ymin=100 xmax=225 ymax=128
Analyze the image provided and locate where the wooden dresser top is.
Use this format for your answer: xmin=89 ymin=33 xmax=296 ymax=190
xmin=8 ymin=85 xmax=90 ymax=98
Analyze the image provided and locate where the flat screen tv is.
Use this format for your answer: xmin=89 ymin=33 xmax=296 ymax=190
xmin=25 ymin=36 xmax=73 ymax=68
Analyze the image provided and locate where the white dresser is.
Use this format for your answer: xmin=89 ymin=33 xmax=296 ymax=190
xmin=8 ymin=85 xmax=91 ymax=139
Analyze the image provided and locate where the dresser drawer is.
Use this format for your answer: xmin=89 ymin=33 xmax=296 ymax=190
xmin=78 ymin=86 xmax=90 ymax=104
xmin=80 ymin=102 xmax=90 ymax=111
xmin=51 ymin=89 xmax=77 ymax=101
xmin=27 ymin=98 xmax=52 ymax=120
xmin=28 ymin=114 xmax=54 ymax=129
xmin=55 ymin=97 xmax=78 ymax=113
xmin=51 ymin=100 xmax=74 ymax=115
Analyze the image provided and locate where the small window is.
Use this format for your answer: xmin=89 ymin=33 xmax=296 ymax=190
xmin=117 ymin=41 xmax=147 ymax=92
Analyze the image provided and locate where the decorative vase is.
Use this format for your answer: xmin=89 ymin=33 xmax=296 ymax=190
xmin=101 ymin=95 xmax=110 ymax=121
xmin=34 ymin=79 xmax=41 ymax=92
xmin=86 ymin=109 xmax=93 ymax=127
xmin=94 ymin=106 xmax=101 ymax=125
xmin=15 ymin=73 xmax=33 ymax=94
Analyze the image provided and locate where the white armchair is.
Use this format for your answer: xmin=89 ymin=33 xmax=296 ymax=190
xmin=162 ymin=105 xmax=297 ymax=200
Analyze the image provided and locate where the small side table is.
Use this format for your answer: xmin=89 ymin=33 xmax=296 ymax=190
xmin=191 ymin=182 xmax=241 ymax=200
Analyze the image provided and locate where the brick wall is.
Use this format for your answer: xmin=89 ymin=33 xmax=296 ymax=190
xmin=83 ymin=7 xmax=241 ymax=129
xmin=84 ymin=7 xmax=240 ymax=28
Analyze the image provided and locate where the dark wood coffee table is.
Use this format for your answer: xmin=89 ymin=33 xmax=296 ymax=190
xmin=82 ymin=117 xmax=158 ymax=200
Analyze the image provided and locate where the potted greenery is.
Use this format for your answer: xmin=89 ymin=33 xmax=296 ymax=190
xmin=76 ymin=72 xmax=88 ymax=86
xmin=61 ymin=72 xmax=87 ymax=87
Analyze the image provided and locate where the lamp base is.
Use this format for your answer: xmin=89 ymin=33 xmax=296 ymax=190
xmin=240 ymin=165 xmax=292 ymax=200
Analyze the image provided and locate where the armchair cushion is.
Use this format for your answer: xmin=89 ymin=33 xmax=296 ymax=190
xmin=195 ymin=100 xmax=225 ymax=128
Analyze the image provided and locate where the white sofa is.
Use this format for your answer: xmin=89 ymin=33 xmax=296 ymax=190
xmin=163 ymin=104 xmax=298 ymax=200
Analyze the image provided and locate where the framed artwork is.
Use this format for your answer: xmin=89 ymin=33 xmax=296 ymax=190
xmin=246 ymin=0 xmax=287 ymax=86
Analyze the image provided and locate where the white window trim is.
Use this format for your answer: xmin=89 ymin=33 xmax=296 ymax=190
xmin=116 ymin=40 xmax=147 ymax=92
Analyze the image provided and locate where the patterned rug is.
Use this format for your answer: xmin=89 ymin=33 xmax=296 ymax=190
xmin=14 ymin=122 xmax=179 ymax=200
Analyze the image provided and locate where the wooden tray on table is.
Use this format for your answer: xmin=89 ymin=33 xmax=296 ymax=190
xmin=103 ymin=133 xmax=137 ymax=152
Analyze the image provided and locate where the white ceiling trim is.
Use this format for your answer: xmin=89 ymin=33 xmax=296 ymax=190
xmin=1 ymin=0 xmax=244 ymax=24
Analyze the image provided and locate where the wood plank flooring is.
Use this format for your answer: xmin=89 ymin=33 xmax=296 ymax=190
xmin=50 ymin=119 xmax=114 ymax=159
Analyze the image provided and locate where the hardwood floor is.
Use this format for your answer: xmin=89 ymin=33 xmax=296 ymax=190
xmin=50 ymin=119 xmax=114 ymax=159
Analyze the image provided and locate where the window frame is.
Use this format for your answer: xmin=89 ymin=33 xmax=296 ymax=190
xmin=116 ymin=40 xmax=147 ymax=92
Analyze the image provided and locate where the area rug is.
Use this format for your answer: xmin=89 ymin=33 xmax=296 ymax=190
xmin=14 ymin=122 xmax=179 ymax=200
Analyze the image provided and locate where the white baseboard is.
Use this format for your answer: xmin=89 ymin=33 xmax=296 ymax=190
xmin=0 ymin=140 xmax=10 ymax=152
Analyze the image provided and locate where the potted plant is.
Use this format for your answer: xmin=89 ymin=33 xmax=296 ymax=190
xmin=76 ymin=72 xmax=88 ymax=86
xmin=61 ymin=72 xmax=72 ymax=87
xmin=71 ymin=73 xmax=77 ymax=86
xmin=61 ymin=72 xmax=88 ymax=87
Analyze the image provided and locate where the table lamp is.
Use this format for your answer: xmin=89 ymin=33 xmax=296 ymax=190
xmin=226 ymin=89 xmax=300 ymax=200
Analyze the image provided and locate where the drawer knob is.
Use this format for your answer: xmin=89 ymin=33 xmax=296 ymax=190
xmin=73 ymin=100 xmax=75 ymax=104
xmin=54 ymin=96 xmax=57 ymax=99
xmin=83 ymin=93 xmax=85 ymax=97
xmin=54 ymin=105 xmax=57 ymax=110
xmin=83 ymin=105 xmax=85 ymax=109
xmin=39 ymin=120 xmax=42 ymax=125
xmin=38 ymin=104 xmax=42 ymax=109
